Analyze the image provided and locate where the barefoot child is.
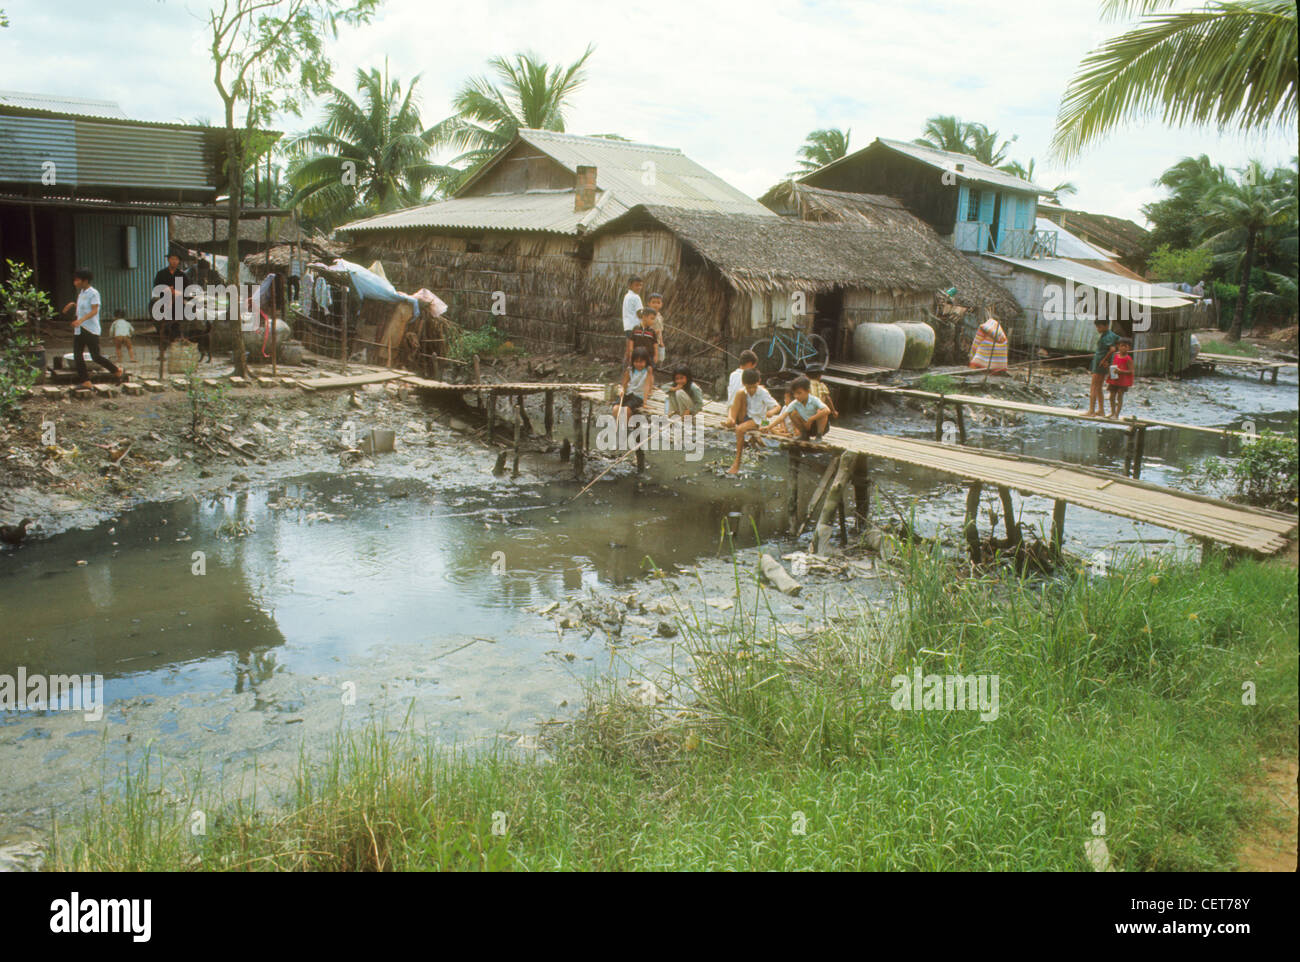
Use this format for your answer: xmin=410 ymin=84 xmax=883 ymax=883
xmin=1088 ymin=320 xmax=1119 ymax=416
xmin=727 ymin=369 xmax=779 ymax=475
xmin=1107 ymin=338 xmax=1134 ymax=418
xmin=723 ymin=350 xmax=759 ymax=428
xmin=767 ymin=375 xmax=830 ymax=440
xmin=110 ymin=309 xmax=136 ymax=365
xmin=614 ymin=348 xmax=654 ymax=422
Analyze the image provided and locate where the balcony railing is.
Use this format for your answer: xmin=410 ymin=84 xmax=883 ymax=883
xmin=953 ymin=222 xmax=1058 ymax=258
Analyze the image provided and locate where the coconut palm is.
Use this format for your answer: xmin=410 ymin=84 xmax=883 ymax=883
xmin=914 ymin=115 xmax=972 ymax=154
xmin=1052 ymin=0 xmax=1298 ymax=161
xmin=1000 ymin=158 xmax=1077 ymax=198
xmin=916 ymin=116 xmax=1015 ymax=166
xmin=1143 ymin=154 xmax=1229 ymax=249
xmin=1199 ymin=160 xmax=1298 ymax=340
xmin=431 ymin=45 xmax=595 ymax=187
xmin=287 ymin=65 xmax=452 ymax=227
xmin=790 ymin=127 xmax=851 ymax=176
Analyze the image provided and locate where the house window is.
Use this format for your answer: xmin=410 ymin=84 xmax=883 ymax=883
xmin=966 ymin=189 xmax=982 ymax=221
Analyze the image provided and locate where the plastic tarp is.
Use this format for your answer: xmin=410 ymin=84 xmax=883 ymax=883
xmin=309 ymin=258 xmax=419 ymax=313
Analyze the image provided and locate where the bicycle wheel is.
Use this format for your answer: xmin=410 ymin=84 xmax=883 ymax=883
xmin=750 ymin=338 xmax=788 ymax=376
xmin=804 ymin=333 xmax=830 ymax=369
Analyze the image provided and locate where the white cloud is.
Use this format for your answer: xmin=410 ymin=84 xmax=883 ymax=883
xmin=3 ymin=0 xmax=1295 ymax=224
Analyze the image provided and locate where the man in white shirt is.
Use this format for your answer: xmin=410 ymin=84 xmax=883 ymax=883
xmin=63 ymin=268 xmax=123 ymax=388
xmin=621 ymin=276 xmax=643 ymax=332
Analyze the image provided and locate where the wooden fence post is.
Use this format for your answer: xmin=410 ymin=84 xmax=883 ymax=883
xmin=964 ymin=481 xmax=983 ymax=562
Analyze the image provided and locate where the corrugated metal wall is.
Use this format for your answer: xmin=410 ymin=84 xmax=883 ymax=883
xmin=0 ymin=114 xmax=216 ymax=196
xmin=73 ymin=212 xmax=170 ymax=320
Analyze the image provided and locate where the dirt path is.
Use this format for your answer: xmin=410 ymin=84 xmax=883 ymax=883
xmin=1237 ymin=756 xmax=1298 ymax=871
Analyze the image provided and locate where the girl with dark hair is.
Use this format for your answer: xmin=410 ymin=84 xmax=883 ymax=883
xmin=664 ymin=364 xmax=704 ymax=417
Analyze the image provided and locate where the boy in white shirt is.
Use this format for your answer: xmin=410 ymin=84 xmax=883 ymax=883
xmin=727 ymin=368 xmax=779 ymax=475
xmin=110 ymin=309 xmax=136 ymax=364
xmin=766 ymin=375 xmax=829 ymax=440
xmin=63 ymin=269 xmax=123 ymax=388
xmin=621 ymin=276 xmax=644 ymax=332
xmin=723 ymin=350 xmax=759 ymax=427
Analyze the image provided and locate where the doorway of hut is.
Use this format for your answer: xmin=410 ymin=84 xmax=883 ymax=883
xmin=813 ymin=287 xmax=845 ymax=361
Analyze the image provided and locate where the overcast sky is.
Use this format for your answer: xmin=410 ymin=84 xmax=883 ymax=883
xmin=3 ymin=0 xmax=1294 ymax=224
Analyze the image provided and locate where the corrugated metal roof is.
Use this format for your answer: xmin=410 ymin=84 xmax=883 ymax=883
xmin=1039 ymin=216 xmax=1109 ymax=259
xmin=988 ymin=255 xmax=1195 ymax=309
xmin=0 ymin=90 xmax=128 ymax=119
xmin=341 ymin=129 xmax=773 ymax=234
xmin=340 ymin=190 xmax=620 ymax=234
xmin=808 ymin=137 xmax=1052 ymax=196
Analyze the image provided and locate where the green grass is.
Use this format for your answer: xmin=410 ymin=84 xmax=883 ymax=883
xmin=916 ymin=373 xmax=959 ymax=394
xmin=50 ymin=546 xmax=1298 ymax=871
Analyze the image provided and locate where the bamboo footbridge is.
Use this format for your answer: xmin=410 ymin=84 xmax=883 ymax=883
xmin=382 ymin=373 xmax=1295 ymax=557
xmin=567 ymin=387 xmax=1297 ymax=556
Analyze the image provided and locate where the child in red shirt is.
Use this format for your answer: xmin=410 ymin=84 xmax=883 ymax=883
xmin=1107 ymin=338 xmax=1134 ymax=418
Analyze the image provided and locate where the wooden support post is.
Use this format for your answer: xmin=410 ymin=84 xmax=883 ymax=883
xmin=812 ymin=453 xmax=857 ymax=554
xmin=1133 ymin=425 xmax=1147 ymax=479
xmin=512 ymin=395 xmax=523 ymax=475
xmin=934 ymin=399 xmax=945 ymax=440
xmin=571 ymin=395 xmax=584 ymax=477
xmin=341 ymin=297 xmax=349 ymax=374
xmin=997 ymin=485 xmax=1021 ymax=550
xmin=964 ymin=481 xmax=983 ymax=562
xmin=1123 ymin=424 xmax=1136 ymax=477
xmin=1271 ymin=367 xmax=1279 ymax=385
xmin=786 ymin=449 xmax=801 ymax=535
xmin=1050 ymin=499 xmax=1066 ymax=561
xmin=544 ymin=390 xmax=554 ymax=439
xmin=851 ymin=456 xmax=870 ymax=533
xmin=803 ymin=453 xmax=841 ymax=531
xmin=585 ymin=400 xmax=593 ymax=451
xmin=837 ymin=498 xmax=848 ymax=546
xmin=473 ymin=355 xmax=482 ymax=412
xmin=955 ymin=403 xmax=967 ymax=444
xmin=516 ymin=393 xmax=533 ymax=436
xmin=486 ymin=390 xmax=496 ymax=444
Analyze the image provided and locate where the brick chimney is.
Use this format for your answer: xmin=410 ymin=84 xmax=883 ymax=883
xmin=574 ymin=165 xmax=597 ymax=212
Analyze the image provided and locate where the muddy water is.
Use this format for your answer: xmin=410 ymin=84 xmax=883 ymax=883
xmin=0 ymin=366 xmax=1293 ymax=852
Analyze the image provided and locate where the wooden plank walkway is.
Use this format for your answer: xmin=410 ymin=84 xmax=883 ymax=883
xmin=402 ymin=376 xmax=602 ymax=394
xmin=824 ymin=360 xmax=894 ymax=380
xmin=864 ymin=385 xmax=1269 ymax=440
xmin=1197 ymin=352 xmax=1295 ymax=384
xmin=573 ymin=387 xmax=1297 ymax=555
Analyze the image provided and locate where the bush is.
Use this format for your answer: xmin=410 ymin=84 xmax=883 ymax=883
xmin=1234 ymin=431 xmax=1298 ymax=510
xmin=0 ymin=260 xmax=51 ymax=418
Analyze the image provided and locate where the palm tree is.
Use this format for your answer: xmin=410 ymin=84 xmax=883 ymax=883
xmin=915 ymin=115 xmax=972 ymax=153
xmin=915 ymin=115 xmax=1016 ymax=165
xmin=431 ymin=45 xmax=595 ymax=188
xmin=1199 ymin=160 xmax=1298 ymax=340
xmin=1052 ymin=0 xmax=1297 ymax=161
xmin=966 ymin=125 xmax=1017 ymax=166
xmin=1000 ymin=158 xmax=1077 ymax=198
xmin=790 ymin=127 xmax=851 ymax=176
xmin=1142 ymin=154 xmax=1229 ymax=249
xmin=287 ymin=65 xmax=452 ymax=228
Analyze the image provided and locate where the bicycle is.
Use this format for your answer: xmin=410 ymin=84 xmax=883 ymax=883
xmin=750 ymin=326 xmax=829 ymax=376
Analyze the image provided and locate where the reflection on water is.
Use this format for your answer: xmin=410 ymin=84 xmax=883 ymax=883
xmin=0 ymin=472 xmax=783 ymax=705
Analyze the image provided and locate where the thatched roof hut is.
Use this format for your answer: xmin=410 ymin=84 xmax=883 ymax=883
xmin=754 ymin=182 xmax=1019 ymax=317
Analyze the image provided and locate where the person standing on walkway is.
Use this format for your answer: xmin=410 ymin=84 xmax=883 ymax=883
xmin=63 ymin=269 xmax=122 ymax=388
xmin=1087 ymin=319 xmax=1119 ymax=417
